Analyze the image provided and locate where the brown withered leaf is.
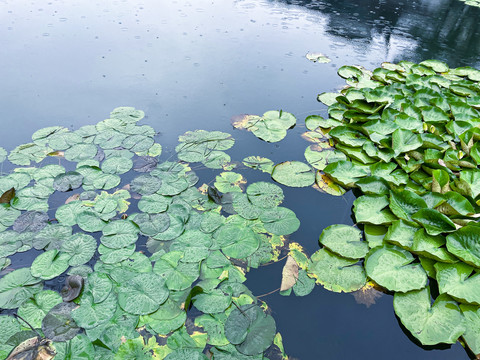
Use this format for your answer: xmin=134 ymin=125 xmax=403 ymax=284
xmin=0 ymin=187 xmax=15 ymax=204
xmin=65 ymin=194 xmax=80 ymax=204
xmin=280 ymin=256 xmax=299 ymax=292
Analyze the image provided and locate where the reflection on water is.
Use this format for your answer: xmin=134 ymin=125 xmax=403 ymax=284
xmin=274 ymin=0 xmax=480 ymax=67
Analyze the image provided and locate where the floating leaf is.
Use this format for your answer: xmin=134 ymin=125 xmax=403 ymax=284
xmin=446 ymin=225 xmax=480 ymax=268
xmin=280 ymin=256 xmax=299 ymax=292
xmin=306 ymin=52 xmax=331 ymax=63
xmin=60 ymin=233 xmax=97 ymax=266
xmin=131 ymin=174 xmax=162 ymax=195
xmin=215 ymin=225 xmax=259 ymax=259
xmin=0 ymin=188 xmax=15 ymax=204
xmin=118 ymin=273 xmax=169 ymax=315
xmin=411 ymin=208 xmax=456 ymax=236
xmin=319 ymin=224 xmax=368 ymax=259
xmin=353 ymin=195 xmax=396 ymax=225
xmin=0 ymin=268 xmax=43 ymax=309
xmin=460 ymin=304 xmax=480 ymax=355
xmin=42 ymin=302 xmax=81 ymax=342
xmin=17 ymin=290 xmax=62 ymax=328
xmin=30 ymin=249 xmax=71 ymax=280
xmin=364 ymin=244 xmax=427 ymax=292
xmin=308 ymin=248 xmax=366 ymax=293
xmin=53 ymin=171 xmax=83 ymax=192
xmin=271 ymin=161 xmax=315 ymax=187
xmin=393 ymin=287 xmax=465 ymax=345
xmin=233 ymin=111 xmax=296 ymax=143
xmin=242 ymin=156 xmax=274 ymax=173
xmin=389 ymin=189 xmax=428 ymax=221
xmin=224 ymin=304 xmax=276 ymax=355
xmin=304 ymin=143 xmax=346 ymax=171
xmin=13 ymin=211 xmax=48 ymax=233
xmin=101 ymin=156 xmax=133 ymax=174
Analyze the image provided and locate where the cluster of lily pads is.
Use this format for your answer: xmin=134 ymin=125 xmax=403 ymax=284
xmin=306 ymin=60 xmax=480 ymax=354
xmin=0 ymin=107 xmax=312 ymax=359
xmin=231 ymin=59 xmax=480 ymax=357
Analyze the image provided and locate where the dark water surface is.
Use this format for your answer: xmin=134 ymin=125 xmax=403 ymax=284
xmin=2 ymin=0 xmax=480 ymax=358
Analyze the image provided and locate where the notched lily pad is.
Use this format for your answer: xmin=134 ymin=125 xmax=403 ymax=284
xmin=42 ymin=302 xmax=80 ymax=342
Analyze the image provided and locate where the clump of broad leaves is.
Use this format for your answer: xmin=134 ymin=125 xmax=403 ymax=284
xmin=0 ymin=107 xmax=304 ymax=359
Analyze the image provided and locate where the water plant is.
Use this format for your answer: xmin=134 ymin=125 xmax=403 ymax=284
xmin=3 ymin=58 xmax=480 ymax=359
xmin=0 ymin=107 xmax=303 ymax=359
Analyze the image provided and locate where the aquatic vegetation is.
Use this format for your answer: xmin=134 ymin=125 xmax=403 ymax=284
xmin=3 ymin=58 xmax=480 ymax=358
xmin=305 ymin=52 xmax=331 ymax=63
xmin=303 ymin=59 xmax=480 ymax=355
xmin=0 ymin=107 xmax=303 ymax=359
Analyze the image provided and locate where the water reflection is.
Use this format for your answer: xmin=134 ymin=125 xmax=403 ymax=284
xmin=273 ymin=0 xmax=480 ymax=67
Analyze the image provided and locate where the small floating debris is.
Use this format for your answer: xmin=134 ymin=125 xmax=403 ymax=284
xmin=306 ymin=52 xmax=331 ymax=63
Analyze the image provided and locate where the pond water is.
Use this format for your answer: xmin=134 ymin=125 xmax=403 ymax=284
xmin=2 ymin=0 xmax=480 ymax=359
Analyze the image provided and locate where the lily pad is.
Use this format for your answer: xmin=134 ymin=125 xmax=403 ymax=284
xmin=393 ymin=287 xmax=465 ymax=345
xmin=0 ymin=267 xmax=43 ymax=309
xmin=271 ymin=161 xmax=315 ymax=187
xmin=319 ymin=224 xmax=368 ymax=259
xmin=42 ymin=302 xmax=81 ymax=342
xmin=17 ymin=290 xmax=63 ymax=328
xmin=53 ymin=171 xmax=83 ymax=192
xmin=118 ymin=273 xmax=169 ymax=315
xmin=364 ymin=244 xmax=427 ymax=293
xmin=224 ymin=304 xmax=276 ymax=355
xmin=308 ymin=248 xmax=366 ymax=293
xmin=30 ymin=249 xmax=71 ymax=280
xmin=446 ymin=225 xmax=480 ymax=268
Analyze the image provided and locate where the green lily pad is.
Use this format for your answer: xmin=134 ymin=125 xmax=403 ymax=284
xmin=224 ymin=304 xmax=276 ymax=355
xmin=389 ymin=189 xmax=427 ymax=221
xmin=435 ymin=262 xmax=480 ymax=305
xmin=153 ymin=251 xmax=200 ymax=291
xmin=460 ymin=304 xmax=480 ymax=355
xmin=214 ymin=172 xmax=246 ymax=193
xmin=411 ymin=208 xmax=456 ymax=236
xmin=242 ymin=156 xmax=274 ymax=173
xmin=393 ymin=287 xmax=465 ymax=345
xmin=42 ymin=302 xmax=81 ymax=342
xmin=319 ymin=224 xmax=368 ymax=259
xmin=101 ymin=220 xmax=139 ymax=249
xmin=353 ymin=195 xmax=396 ymax=225
xmin=304 ymin=143 xmax=347 ymax=171
xmin=17 ymin=290 xmax=63 ymax=328
xmin=53 ymin=171 xmax=83 ymax=192
xmin=131 ymin=174 xmax=162 ymax=195
xmin=71 ymin=291 xmax=117 ymax=329
xmin=446 ymin=225 xmax=480 ymax=267
xmin=364 ymin=244 xmax=427 ymax=292
xmin=102 ymin=156 xmax=134 ymax=174
xmin=0 ymin=267 xmax=43 ymax=309
xmin=233 ymin=111 xmax=296 ymax=143
xmin=30 ymin=249 xmax=71 ymax=280
xmin=271 ymin=161 xmax=315 ymax=187
xmin=215 ymin=224 xmax=259 ymax=259
xmin=259 ymin=207 xmax=299 ymax=236
xmin=194 ymin=289 xmax=232 ymax=314
xmin=118 ymin=273 xmax=169 ymax=315
xmin=60 ymin=233 xmax=97 ymax=266
xmin=308 ymin=248 xmax=366 ymax=293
